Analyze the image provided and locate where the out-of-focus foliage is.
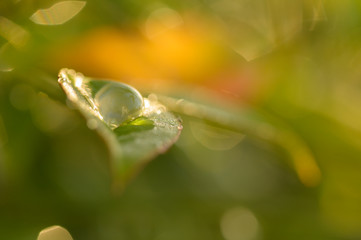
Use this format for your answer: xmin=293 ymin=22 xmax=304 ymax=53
xmin=1 ymin=0 xmax=361 ymax=240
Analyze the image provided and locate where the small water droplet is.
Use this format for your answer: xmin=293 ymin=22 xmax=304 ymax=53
xmin=95 ymin=82 xmax=144 ymax=128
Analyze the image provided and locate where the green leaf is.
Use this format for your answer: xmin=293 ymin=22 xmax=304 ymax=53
xmin=58 ymin=69 xmax=182 ymax=189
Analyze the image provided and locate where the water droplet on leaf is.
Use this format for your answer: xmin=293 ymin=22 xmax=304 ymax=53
xmin=58 ymin=69 xmax=183 ymax=187
xmin=58 ymin=68 xmax=145 ymax=129
xmin=95 ymin=82 xmax=144 ymax=128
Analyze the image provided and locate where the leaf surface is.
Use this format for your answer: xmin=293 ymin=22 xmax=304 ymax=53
xmin=58 ymin=69 xmax=182 ymax=188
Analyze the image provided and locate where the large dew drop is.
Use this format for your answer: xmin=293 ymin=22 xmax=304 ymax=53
xmin=95 ymin=82 xmax=144 ymax=128
xmin=58 ymin=68 xmax=144 ymax=129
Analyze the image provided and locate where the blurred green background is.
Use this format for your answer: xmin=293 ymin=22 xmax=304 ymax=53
xmin=2 ymin=0 xmax=361 ymax=239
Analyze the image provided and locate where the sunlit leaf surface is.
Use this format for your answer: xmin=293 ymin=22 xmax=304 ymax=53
xmin=58 ymin=69 xmax=182 ymax=188
xmin=30 ymin=1 xmax=86 ymax=25
xmin=37 ymin=226 xmax=73 ymax=240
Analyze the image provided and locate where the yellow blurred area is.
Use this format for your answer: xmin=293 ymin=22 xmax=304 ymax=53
xmin=49 ymin=22 xmax=227 ymax=89
xmin=47 ymin=12 xmax=272 ymax=103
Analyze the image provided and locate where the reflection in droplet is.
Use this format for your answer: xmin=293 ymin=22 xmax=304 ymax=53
xmin=95 ymin=83 xmax=144 ymax=129
xmin=0 ymin=17 xmax=29 ymax=49
xmin=37 ymin=225 xmax=73 ymax=240
xmin=30 ymin=1 xmax=86 ymax=25
xmin=220 ymin=207 xmax=260 ymax=240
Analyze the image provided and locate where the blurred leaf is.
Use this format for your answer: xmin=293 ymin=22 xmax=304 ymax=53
xmin=58 ymin=69 xmax=182 ymax=189
xmin=158 ymin=95 xmax=321 ymax=187
xmin=30 ymin=1 xmax=86 ymax=25
xmin=37 ymin=226 xmax=73 ymax=240
xmin=0 ymin=17 xmax=29 ymax=49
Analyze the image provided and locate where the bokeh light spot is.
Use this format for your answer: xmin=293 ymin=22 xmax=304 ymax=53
xmin=37 ymin=226 xmax=73 ymax=240
xmin=30 ymin=1 xmax=86 ymax=25
xmin=220 ymin=207 xmax=260 ymax=240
